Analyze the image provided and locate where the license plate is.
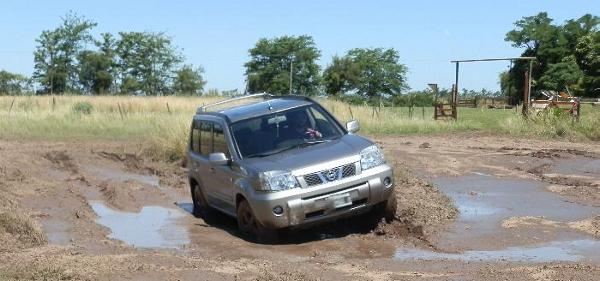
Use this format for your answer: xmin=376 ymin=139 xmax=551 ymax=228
xmin=330 ymin=193 xmax=352 ymax=208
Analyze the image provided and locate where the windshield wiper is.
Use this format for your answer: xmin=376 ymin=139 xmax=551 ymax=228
xmin=245 ymin=140 xmax=328 ymax=158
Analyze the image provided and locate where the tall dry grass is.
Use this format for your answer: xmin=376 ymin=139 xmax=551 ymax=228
xmin=0 ymin=95 xmax=598 ymax=162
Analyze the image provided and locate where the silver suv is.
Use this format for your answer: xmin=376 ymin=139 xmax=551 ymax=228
xmin=188 ymin=94 xmax=396 ymax=241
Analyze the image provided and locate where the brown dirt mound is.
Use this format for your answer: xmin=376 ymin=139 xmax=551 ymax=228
xmin=98 ymin=181 xmax=143 ymax=212
xmin=253 ymin=269 xmax=319 ymax=281
xmin=43 ymin=151 xmax=78 ymax=174
xmin=97 ymin=151 xmax=145 ymax=171
xmin=569 ymin=216 xmax=600 ymax=238
xmin=98 ymin=150 xmax=187 ymax=189
xmin=502 ymin=216 xmax=600 ymax=238
xmin=393 ymin=166 xmax=458 ymax=237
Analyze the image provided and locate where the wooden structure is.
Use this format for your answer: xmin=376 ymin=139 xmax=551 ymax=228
xmin=430 ymin=83 xmax=457 ymax=120
xmin=531 ymin=90 xmax=581 ymax=120
xmin=458 ymin=98 xmax=477 ymax=108
xmin=450 ymin=57 xmax=537 ymax=119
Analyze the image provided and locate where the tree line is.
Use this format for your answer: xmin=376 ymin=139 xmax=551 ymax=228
xmin=1 ymin=12 xmax=598 ymax=104
xmin=6 ymin=12 xmax=206 ymax=96
xmin=0 ymin=13 xmax=410 ymax=102
xmin=503 ymin=12 xmax=599 ymax=100
xmin=244 ymin=35 xmax=409 ymax=104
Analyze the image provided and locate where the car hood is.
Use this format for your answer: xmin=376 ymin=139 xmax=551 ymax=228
xmin=241 ymin=134 xmax=373 ymax=173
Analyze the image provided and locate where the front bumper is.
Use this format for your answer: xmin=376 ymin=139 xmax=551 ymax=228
xmin=247 ymin=164 xmax=394 ymax=229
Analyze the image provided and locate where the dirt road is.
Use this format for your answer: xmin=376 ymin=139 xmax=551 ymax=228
xmin=1 ymin=134 xmax=599 ymax=280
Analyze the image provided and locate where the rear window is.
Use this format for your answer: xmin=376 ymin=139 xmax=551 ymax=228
xmin=191 ymin=120 xmax=230 ymax=158
xmin=213 ymin=123 xmax=229 ymax=157
xmin=199 ymin=121 xmax=212 ymax=157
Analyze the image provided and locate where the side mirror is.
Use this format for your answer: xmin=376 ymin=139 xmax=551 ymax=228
xmin=346 ymin=120 xmax=360 ymax=133
xmin=209 ymin=152 xmax=229 ymax=166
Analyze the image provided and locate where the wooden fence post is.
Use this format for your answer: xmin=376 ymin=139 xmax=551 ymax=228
xmin=117 ymin=102 xmax=124 ymax=120
xmin=8 ymin=98 xmax=15 ymax=115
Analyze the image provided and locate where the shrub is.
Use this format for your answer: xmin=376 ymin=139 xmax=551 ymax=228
xmin=72 ymin=101 xmax=93 ymax=115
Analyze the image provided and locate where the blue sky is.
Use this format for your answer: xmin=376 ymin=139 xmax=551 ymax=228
xmin=0 ymin=1 xmax=598 ymax=92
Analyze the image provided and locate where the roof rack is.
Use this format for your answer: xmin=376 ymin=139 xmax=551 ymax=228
xmin=196 ymin=93 xmax=317 ymax=114
xmin=197 ymin=93 xmax=273 ymax=113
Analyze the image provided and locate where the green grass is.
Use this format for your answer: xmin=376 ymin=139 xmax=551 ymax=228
xmin=0 ymin=96 xmax=598 ymax=161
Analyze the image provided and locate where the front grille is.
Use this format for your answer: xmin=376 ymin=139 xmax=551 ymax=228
xmin=304 ymin=173 xmax=323 ymax=186
xmin=303 ymin=163 xmax=357 ymax=187
xmin=342 ymin=163 xmax=356 ymax=178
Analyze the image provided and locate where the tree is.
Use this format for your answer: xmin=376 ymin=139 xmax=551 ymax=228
xmin=562 ymin=14 xmax=600 ymax=53
xmin=115 ymin=32 xmax=183 ymax=95
xmin=245 ymin=35 xmax=321 ymax=96
xmin=33 ymin=12 xmax=97 ymax=94
xmin=574 ymin=33 xmax=600 ymax=96
xmin=499 ymin=71 xmax=517 ymax=102
xmin=33 ymin=29 xmax=67 ymax=94
xmin=173 ymin=65 xmax=206 ymax=95
xmin=78 ymin=50 xmax=113 ymax=94
xmin=537 ymin=56 xmax=584 ymax=92
xmin=322 ymin=55 xmax=360 ymax=97
xmin=95 ymin=33 xmax=118 ymax=93
xmin=505 ymin=12 xmax=599 ymax=100
xmin=0 ymin=70 xmax=28 ymax=95
xmin=323 ymin=48 xmax=408 ymax=104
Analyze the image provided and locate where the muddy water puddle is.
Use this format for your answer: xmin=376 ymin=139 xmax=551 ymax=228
xmin=396 ymin=239 xmax=598 ymax=262
xmin=90 ymin=201 xmax=189 ymax=249
xmin=552 ymin=158 xmax=600 ymax=177
xmin=396 ymin=172 xmax=600 ymax=262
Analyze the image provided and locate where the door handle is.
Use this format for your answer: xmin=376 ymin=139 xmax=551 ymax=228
xmin=209 ymin=166 xmax=215 ymax=172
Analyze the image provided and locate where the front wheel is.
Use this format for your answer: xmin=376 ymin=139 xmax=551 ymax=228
xmin=236 ymin=200 xmax=279 ymax=243
xmin=372 ymin=188 xmax=398 ymax=223
xmin=383 ymin=188 xmax=398 ymax=222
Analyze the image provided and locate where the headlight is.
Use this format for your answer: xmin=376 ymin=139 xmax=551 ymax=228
xmin=360 ymin=145 xmax=385 ymax=170
xmin=258 ymin=170 xmax=299 ymax=191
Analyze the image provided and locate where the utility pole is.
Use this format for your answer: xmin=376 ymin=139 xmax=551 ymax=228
xmin=289 ymin=59 xmax=293 ymax=95
xmin=527 ymin=59 xmax=533 ymax=105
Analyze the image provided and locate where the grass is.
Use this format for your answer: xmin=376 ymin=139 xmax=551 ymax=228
xmin=0 ymin=189 xmax=46 ymax=248
xmin=0 ymin=262 xmax=78 ymax=281
xmin=0 ymin=95 xmax=598 ymax=161
xmin=0 ymin=209 xmax=46 ymax=246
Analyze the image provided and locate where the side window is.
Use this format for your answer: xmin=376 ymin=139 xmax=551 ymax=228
xmin=309 ymin=107 xmax=336 ymax=137
xmin=199 ymin=121 xmax=212 ymax=157
xmin=309 ymin=107 xmax=328 ymax=123
xmin=213 ymin=124 xmax=230 ymax=156
xmin=191 ymin=120 xmax=200 ymax=153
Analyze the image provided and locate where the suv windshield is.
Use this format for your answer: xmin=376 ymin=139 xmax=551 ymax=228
xmin=231 ymin=104 xmax=343 ymax=158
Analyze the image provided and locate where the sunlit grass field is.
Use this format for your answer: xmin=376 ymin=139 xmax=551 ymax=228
xmin=1 ymin=95 xmax=598 ymax=161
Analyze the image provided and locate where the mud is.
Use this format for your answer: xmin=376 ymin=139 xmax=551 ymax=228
xmin=1 ymin=135 xmax=600 ymax=280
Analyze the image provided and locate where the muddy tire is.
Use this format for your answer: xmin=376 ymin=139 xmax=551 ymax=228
xmin=236 ymin=200 xmax=279 ymax=244
xmin=372 ymin=188 xmax=398 ymax=224
xmin=383 ymin=188 xmax=398 ymax=223
xmin=192 ymin=183 xmax=210 ymax=218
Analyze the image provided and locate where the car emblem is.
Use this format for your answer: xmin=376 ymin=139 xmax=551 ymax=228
xmin=325 ymin=168 xmax=338 ymax=181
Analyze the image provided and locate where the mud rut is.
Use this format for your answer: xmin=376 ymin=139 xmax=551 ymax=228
xmin=1 ymin=136 xmax=599 ymax=280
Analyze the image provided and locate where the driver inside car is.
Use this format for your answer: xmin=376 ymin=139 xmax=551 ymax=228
xmin=285 ymin=109 xmax=322 ymax=140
